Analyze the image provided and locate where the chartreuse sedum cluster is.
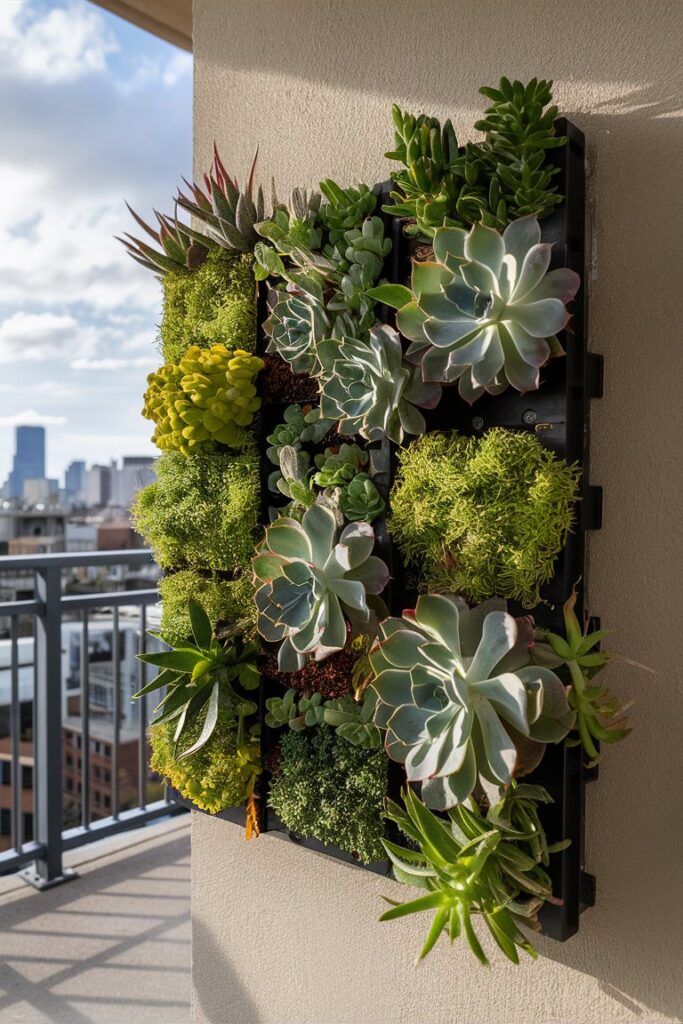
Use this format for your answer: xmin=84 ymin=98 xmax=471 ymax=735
xmin=142 ymin=345 xmax=263 ymax=454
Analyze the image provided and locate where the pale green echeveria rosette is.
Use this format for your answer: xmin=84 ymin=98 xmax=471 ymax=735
xmin=368 ymin=594 xmax=575 ymax=810
xmin=264 ymin=285 xmax=330 ymax=375
xmin=310 ymin=324 xmax=441 ymax=445
xmin=396 ymin=216 xmax=580 ymax=404
xmin=253 ymin=503 xmax=389 ymax=671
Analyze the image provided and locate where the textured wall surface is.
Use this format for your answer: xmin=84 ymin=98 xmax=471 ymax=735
xmin=191 ymin=2 xmax=683 ymax=1021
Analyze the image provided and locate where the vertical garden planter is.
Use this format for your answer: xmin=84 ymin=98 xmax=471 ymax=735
xmin=255 ymin=119 xmax=602 ymax=940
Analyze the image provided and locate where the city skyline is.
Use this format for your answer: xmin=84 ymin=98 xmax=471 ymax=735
xmin=0 ymin=0 xmax=192 ymax=483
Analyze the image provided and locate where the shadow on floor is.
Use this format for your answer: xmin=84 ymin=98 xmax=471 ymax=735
xmin=0 ymin=823 xmax=191 ymax=1024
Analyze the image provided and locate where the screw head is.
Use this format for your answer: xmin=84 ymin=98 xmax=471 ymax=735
xmin=522 ymin=409 xmax=537 ymax=425
xmin=472 ymin=416 xmax=484 ymax=431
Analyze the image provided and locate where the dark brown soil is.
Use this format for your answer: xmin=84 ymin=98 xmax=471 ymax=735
xmin=262 ymin=648 xmax=357 ymax=699
xmin=262 ymin=354 xmax=319 ymax=404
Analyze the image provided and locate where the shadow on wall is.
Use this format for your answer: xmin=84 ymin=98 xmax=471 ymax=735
xmin=193 ymin=917 xmax=260 ymax=1024
xmin=194 ymin=2 xmax=683 ymax=1020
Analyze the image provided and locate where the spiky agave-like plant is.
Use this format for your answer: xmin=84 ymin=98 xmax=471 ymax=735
xmin=368 ymin=594 xmax=574 ymax=809
xmin=253 ymin=503 xmax=389 ymax=670
xmin=379 ymin=785 xmax=563 ymax=964
xmin=372 ymin=215 xmax=580 ymax=403
xmin=176 ymin=145 xmax=266 ymax=254
xmin=308 ymin=325 xmax=441 ymax=444
xmin=117 ymin=205 xmax=214 ymax=277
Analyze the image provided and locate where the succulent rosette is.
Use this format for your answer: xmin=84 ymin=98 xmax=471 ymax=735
xmin=368 ymin=594 xmax=575 ymax=809
xmin=264 ymin=288 xmax=330 ymax=374
xmin=312 ymin=325 xmax=441 ymax=444
xmin=253 ymin=504 xmax=389 ymax=671
xmin=391 ymin=216 xmax=580 ymax=403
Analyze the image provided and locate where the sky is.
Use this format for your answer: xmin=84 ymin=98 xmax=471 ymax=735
xmin=0 ymin=0 xmax=192 ymax=484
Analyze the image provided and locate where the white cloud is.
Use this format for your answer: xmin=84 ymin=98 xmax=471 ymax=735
xmin=71 ymin=356 xmax=153 ymax=370
xmin=162 ymin=51 xmax=192 ymax=87
xmin=0 ymin=311 xmax=98 ymax=362
xmin=0 ymin=1 xmax=117 ymax=84
xmin=0 ymin=409 xmax=67 ymax=427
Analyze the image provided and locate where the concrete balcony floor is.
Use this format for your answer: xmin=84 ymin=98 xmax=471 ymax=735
xmin=0 ymin=816 xmax=190 ymax=1024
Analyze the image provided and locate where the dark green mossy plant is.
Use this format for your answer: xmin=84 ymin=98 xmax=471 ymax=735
xmin=389 ymin=429 xmax=580 ymax=607
xmin=159 ymin=570 xmax=256 ymax=648
xmin=160 ymin=249 xmax=256 ymax=362
xmin=268 ymin=726 xmax=388 ymax=864
xmin=149 ymin=704 xmax=260 ymax=813
xmin=132 ymin=449 xmax=259 ymax=571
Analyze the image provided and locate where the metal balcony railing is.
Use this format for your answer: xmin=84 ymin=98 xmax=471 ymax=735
xmin=0 ymin=550 xmax=184 ymax=889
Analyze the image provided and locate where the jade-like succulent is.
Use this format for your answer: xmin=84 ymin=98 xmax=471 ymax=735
xmin=309 ymin=325 xmax=441 ymax=444
xmin=375 ymin=216 xmax=580 ymax=403
xmin=142 ymin=345 xmax=264 ymax=454
xmin=253 ymin=504 xmax=389 ymax=670
xmin=266 ymin=403 xmax=310 ymax=465
xmin=368 ymin=594 xmax=575 ymax=809
xmin=380 ymin=785 xmax=562 ymax=964
xmin=339 ymin=474 xmax=385 ymax=524
xmin=319 ymin=179 xmax=377 ymax=253
xmin=118 ymin=205 xmax=213 ymax=277
xmin=175 ymin=146 xmax=266 ymax=254
xmin=265 ymin=687 xmax=381 ymax=748
xmin=135 ymin=600 xmax=259 ymax=759
xmin=312 ymin=444 xmax=368 ymax=488
xmin=382 ymin=81 xmax=566 ymax=239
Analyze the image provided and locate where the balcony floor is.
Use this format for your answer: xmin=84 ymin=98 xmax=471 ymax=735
xmin=0 ymin=815 xmax=190 ymax=1024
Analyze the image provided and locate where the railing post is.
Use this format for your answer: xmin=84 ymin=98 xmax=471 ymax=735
xmin=20 ymin=563 xmax=76 ymax=889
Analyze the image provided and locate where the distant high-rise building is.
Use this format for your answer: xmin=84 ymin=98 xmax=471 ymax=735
xmin=8 ymin=427 xmax=45 ymax=500
xmin=23 ymin=478 xmax=59 ymax=505
xmin=86 ymin=465 xmax=112 ymax=508
xmin=64 ymin=461 xmax=87 ymax=504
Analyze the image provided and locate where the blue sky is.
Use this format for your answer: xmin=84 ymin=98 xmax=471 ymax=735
xmin=0 ymin=0 xmax=192 ymax=483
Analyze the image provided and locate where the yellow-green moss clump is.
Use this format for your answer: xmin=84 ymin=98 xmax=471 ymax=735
xmin=160 ymin=249 xmax=257 ymax=363
xmin=150 ymin=705 xmax=259 ymax=813
xmin=132 ymin=449 xmax=259 ymax=571
xmin=159 ymin=570 xmax=255 ymax=648
xmin=389 ymin=428 xmax=580 ymax=607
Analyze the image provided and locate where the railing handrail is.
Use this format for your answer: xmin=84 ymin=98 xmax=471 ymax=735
xmin=0 ymin=549 xmax=154 ymax=571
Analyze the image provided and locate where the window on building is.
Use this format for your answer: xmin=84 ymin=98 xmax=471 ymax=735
xmin=0 ymin=761 xmax=10 ymax=786
xmin=24 ymin=813 xmax=33 ymax=841
xmin=21 ymin=765 xmax=32 ymax=789
xmin=103 ymin=770 xmax=111 ymax=784
xmin=0 ymin=808 xmax=10 ymax=835
xmin=66 ymin=754 xmax=73 ymax=768
xmin=104 ymin=744 xmax=112 ymax=758
xmin=65 ymin=777 xmax=73 ymax=792
xmin=104 ymin=794 xmax=111 ymax=810
xmin=94 ymin=790 xmax=101 ymax=806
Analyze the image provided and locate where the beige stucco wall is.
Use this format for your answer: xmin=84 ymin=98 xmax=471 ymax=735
xmin=190 ymin=2 xmax=683 ymax=1021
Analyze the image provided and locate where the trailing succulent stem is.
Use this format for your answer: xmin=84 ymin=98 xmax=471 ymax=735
xmin=536 ymin=590 xmax=630 ymax=765
xmin=380 ymin=785 xmax=563 ymax=964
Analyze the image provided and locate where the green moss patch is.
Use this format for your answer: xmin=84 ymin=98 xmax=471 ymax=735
xmin=132 ymin=449 xmax=259 ymax=572
xmin=159 ymin=570 xmax=255 ymax=648
xmin=389 ymin=428 xmax=580 ymax=607
xmin=160 ymin=249 xmax=256 ymax=362
xmin=268 ymin=726 xmax=388 ymax=863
